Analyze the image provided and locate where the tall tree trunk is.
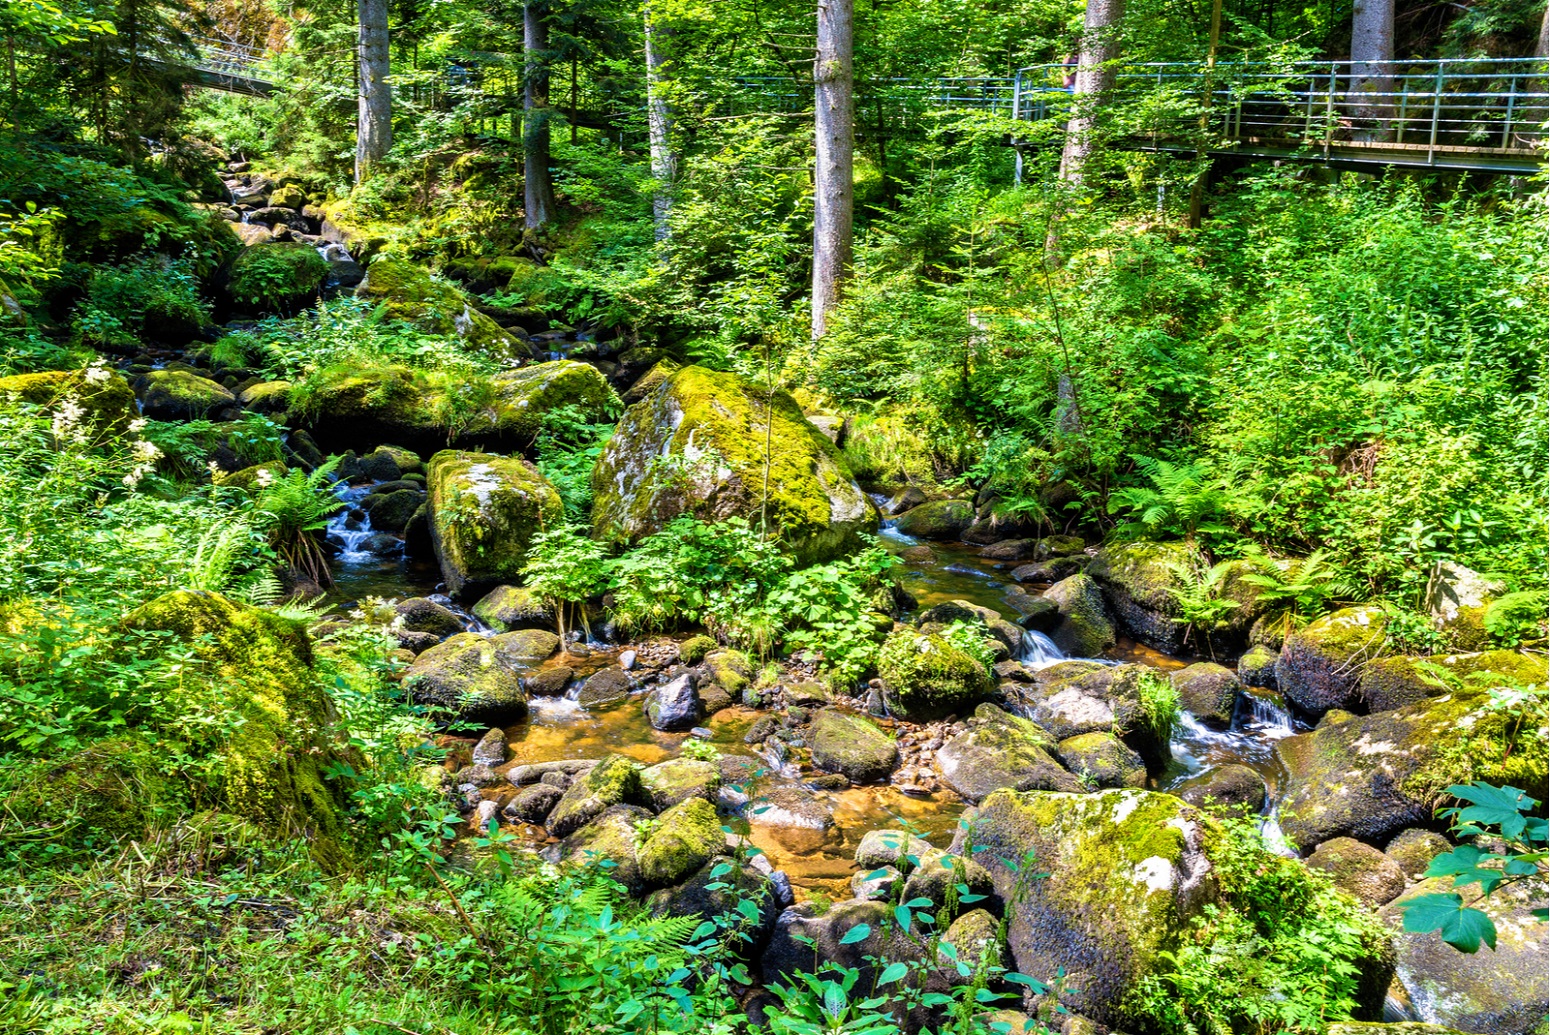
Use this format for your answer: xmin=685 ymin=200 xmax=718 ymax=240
xmin=1058 ymin=0 xmax=1125 ymax=186
xmin=644 ymin=2 xmax=677 ymax=241
xmin=524 ymin=3 xmax=557 ymax=230
xmin=1349 ymin=0 xmax=1393 ymax=141
xmin=811 ymin=0 xmax=854 ymax=342
xmin=356 ymin=0 xmax=392 ymax=183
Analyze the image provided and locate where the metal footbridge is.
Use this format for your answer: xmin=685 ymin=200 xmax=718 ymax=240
xmin=180 ymin=38 xmax=1546 ymax=174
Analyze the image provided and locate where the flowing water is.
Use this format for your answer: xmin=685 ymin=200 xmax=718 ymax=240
xmin=326 ymin=495 xmax=1307 ymax=888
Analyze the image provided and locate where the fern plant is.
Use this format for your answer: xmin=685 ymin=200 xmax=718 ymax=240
xmin=1165 ymin=554 xmax=1240 ymax=657
xmin=249 ymin=458 xmax=344 ymax=586
xmin=1239 ymin=547 xmax=1354 ymax=636
xmin=1107 ymin=456 xmax=1244 ymax=541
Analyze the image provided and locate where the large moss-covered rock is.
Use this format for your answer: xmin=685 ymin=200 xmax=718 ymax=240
xmin=137 ymin=369 xmax=239 ymax=421
xmin=1171 ymin=662 xmax=1243 ymax=728
xmin=1382 ymin=879 xmax=1548 ymax=1035
xmin=640 ymin=757 xmax=722 ymax=811
xmin=1044 ymin=574 xmax=1116 ymax=658
xmin=0 ymin=367 xmax=136 ymax=434
xmin=1306 ymin=837 xmax=1406 ymax=909
xmin=762 ymin=899 xmax=923 ymax=989
xmin=1276 ymin=605 xmax=1390 ymax=715
xmin=1275 ymin=687 xmax=1546 ymax=851
xmin=637 ymin=797 xmax=725 ymax=886
xmin=464 ymin=361 xmax=619 ymax=445
xmin=953 ymin=789 xmax=1216 ymax=1027
xmin=228 ymin=242 xmax=328 ymax=313
xmin=471 ymin=584 xmax=555 ymax=632
xmin=936 ymin=703 xmax=1082 ymax=802
xmin=1055 ymin=731 xmax=1147 ymax=789
xmin=1088 ymin=543 xmax=1265 ymax=655
xmin=286 ymin=364 xmax=441 ymax=453
xmin=1173 ymin=764 xmax=1267 ymax=816
xmin=1424 ymin=563 xmax=1506 ymax=652
xmin=809 ymin=708 xmax=898 ymax=783
xmin=892 ymin=500 xmax=974 ymax=540
xmin=1019 ymin=663 xmax=1169 ymax=767
xmin=356 ymin=258 xmax=523 ymax=361
xmin=123 ymin=591 xmax=349 ymax=867
xmin=1357 ymin=650 xmax=1546 ymax=713
xmin=551 ymin=803 xmax=652 ymax=893
xmin=426 ymin=450 xmax=563 ymax=598
xmin=401 ymin=632 xmax=530 ymax=724
xmin=591 ymin=365 xmax=876 ymax=566
xmin=878 ymin=628 xmax=992 ymax=722
xmin=547 ymin=754 xmax=644 ymax=837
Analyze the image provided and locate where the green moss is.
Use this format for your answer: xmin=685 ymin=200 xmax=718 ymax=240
xmin=426 ymin=450 xmax=564 ymax=597
xmin=1056 ymin=731 xmax=1147 ymax=788
xmin=1358 ymin=649 xmax=1547 ymax=712
xmin=702 ymin=648 xmax=752 ymax=693
xmin=401 ymin=632 xmax=531 ymax=724
xmin=471 ymin=584 xmax=554 ymax=632
xmin=0 ymin=367 xmax=135 ymax=434
xmin=809 ymin=708 xmax=898 ymax=783
xmin=356 ymin=258 xmax=522 ymax=362
xmin=548 ymin=754 xmax=644 ymax=837
xmin=678 ymin=635 xmax=717 ymax=664
xmin=0 ymin=735 xmax=181 ymax=853
xmin=878 ymin=629 xmax=992 ymax=721
xmin=477 ymin=361 xmax=619 ymax=442
xmin=639 ymin=758 xmax=721 ymax=811
xmin=139 ymin=369 xmax=237 ymax=420
xmin=228 ymin=242 xmax=329 ymax=313
xmin=892 ymin=499 xmax=974 ymax=539
xmin=214 ymin=461 xmax=289 ymax=491
xmin=123 ymin=590 xmax=350 ymax=869
xmin=1087 ymin=541 xmax=1194 ymax=612
xmin=622 ymin=359 xmax=680 ymax=403
xmin=503 ymin=258 xmax=570 ymax=309
xmin=637 ymin=797 xmax=724 ymax=886
xmin=238 ymin=380 xmax=293 ymax=412
xmin=591 ymin=365 xmax=877 ymax=566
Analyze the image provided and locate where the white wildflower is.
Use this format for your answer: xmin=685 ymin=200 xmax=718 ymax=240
xmin=207 ymin=460 xmax=222 ymax=479
xmin=132 ymin=439 xmax=161 ymax=462
xmin=83 ymin=363 xmax=111 ymax=384
xmin=255 ymin=467 xmax=276 ymax=488
xmin=128 ymin=417 xmax=148 ymax=433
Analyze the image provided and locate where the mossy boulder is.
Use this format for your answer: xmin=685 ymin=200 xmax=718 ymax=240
xmin=456 ymin=360 xmax=620 ymax=450
xmin=238 ymin=380 xmax=292 ymax=414
xmin=228 ymin=242 xmax=328 ymax=314
xmin=1170 ymin=662 xmax=1242 ymax=728
xmin=647 ymin=855 xmax=781 ymax=957
xmin=123 ymin=591 xmax=350 ymax=867
xmin=547 ymin=754 xmax=644 ymax=838
xmin=1275 ymin=686 xmax=1546 ymax=850
xmin=1086 ymin=541 xmax=1194 ymax=652
xmin=426 ymin=450 xmax=564 ymax=598
xmin=503 ymin=258 xmax=570 ymax=310
xmin=1044 ymin=574 xmax=1116 ymax=658
xmin=639 ymin=757 xmax=722 ymax=811
xmin=493 ymin=628 xmax=561 ymax=660
xmin=637 ymin=797 xmax=725 ymax=887
xmin=1385 ymin=828 xmax=1452 ymax=880
xmin=761 ymin=899 xmax=923 ymax=989
xmin=0 ymin=367 xmax=136 ymax=434
xmin=936 ymin=703 xmax=1082 ymax=802
xmin=1382 ymin=879 xmax=1548 ymax=1035
xmin=1276 ymin=605 xmax=1390 ymax=716
xmin=0 ymin=735 xmax=180 ymax=854
xmin=952 ymin=789 xmax=1217 ymax=1027
xmin=1173 ymin=763 xmax=1267 ymax=816
xmin=1327 ymin=1026 xmax=1468 ymax=1035
xmin=401 ymin=632 xmax=530 ymax=725
xmin=1357 ymin=650 xmax=1546 ymax=713
xmin=1424 ymin=562 xmax=1506 ymax=652
xmin=1237 ymin=644 xmax=1279 ymax=689
xmin=701 ymin=648 xmax=752 ymax=695
xmin=892 ymin=499 xmax=974 ymax=540
xmin=622 ymin=359 xmax=680 ymax=405
xmin=552 ymin=803 xmax=652 ymax=893
xmin=591 ymin=365 xmax=877 ymax=566
xmin=137 ymin=369 xmax=239 ymax=421
xmin=355 ymin=258 xmax=523 ymax=361
xmin=471 ymin=584 xmax=555 ymax=632
xmin=809 ymin=708 xmax=898 ymax=783
xmin=1055 ymin=731 xmax=1147 ymax=789
xmin=1306 ymin=837 xmax=1406 ymax=909
xmin=878 ymin=628 xmax=992 ymax=722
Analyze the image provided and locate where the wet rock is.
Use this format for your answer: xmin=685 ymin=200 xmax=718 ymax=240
xmin=892 ymin=499 xmax=975 ymax=540
xmin=1382 ymin=879 xmax=1548 ymax=1035
xmin=963 ymin=503 xmax=1042 ymax=545
xmin=402 ymin=633 xmax=529 ymax=725
xmin=395 ymin=597 xmax=464 ymax=638
xmin=639 ymin=758 xmax=721 ymax=811
xmin=137 ymin=370 xmax=239 ymax=421
xmin=505 ymin=757 xmax=596 ymax=786
xmin=885 ymin=486 xmax=928 ymax=515
xmin=637 ymin=797 xmax=725 ymax=887
xmin=641 ymin=673 xmax=698 ymax=730
xmin=577 ymin=665 xmax=631 ymax=706
xmin=1012 ymin=555 xmax=1088 ymax=584
xmin=472 ymin=585 xmax=555 ymax=634
xmin=878 ymin=628 xmax=993 ymax=722
xmin=744 ymin=717 xmax=777 ymax=744
xmin=492 ymin=628 xmax=561 ymax=660
xmin=1307 ymin=837 xmax=1407 ymax=909
xmin=855 ymin=829 xmax=937 ymax=870
xmin=701 ymin=648 xmax=753 ymax=695
xmin=851 ymin=865 xmax=900 ymax=901
xmin=591 ymin=365 xmax=875 ymax=566
xmin=427 ymin=450 xmax=564 ymax=599
xmin=1385 ymin=828 xmax=1452 ymax=880
xmin=936 ymin=703 xmax=1082 ymax=803
xmin=1237 ymin=644 xmax=1279 ymax=689
xmin=762 ymin=900 xmax=922 ymax=988
xmin=939 ymin=908 xmax=1004 ymax=981
xmin=698 ymin=685 xmax=734 ymax=715
xmin=508 ymin=782 xmax=563 ymax=824
xmin=364 ymin=488 xmax=422 ymax=533
xmin=470 ymin=727 xmax=506 ymax=767
xmin=749 ymin=785 xmax=834 ymax=831
xmin=1276 ymin=605 xmax=1390 ymax=716
xmin=524 ymin=665 xmax=574 ymax=697
xmin=395 ymin=629 xmax=440 ymax=654
xmin=1055 ymin=731 xmax=1147 ymax=789
xmin=551 ymin=804 xmax=653 ymax=892
xmin=953 ymin=789 xmax=1216 ymax=1028
xmin=994 ymin=660 xmax=1036 ymax=683
xmin=453 ymin=763 xmax=502 ymax=788
xmin=809 ymin=708 xmax=899 ymax=784
xmin=901 ymin=853 xmax=995 ymax=917
xmin=1357 ymin=650 xmax=1546 ymax=714
xmin=1086 ymin=541 xmax=1195 ymax=653
xmin=1044 ymin=574 xmax=1116 ymax=658
xmin=647 ymin=855 xmax=780 ymax=954
xmin=1170 ymin=662 xmax=1243 ymax=729
xmin=619 ymin=649 xmax=637 ymax=671
xmin=546 ymin=754 xmax=644 ymax=838
xmin=1173 ymin=764 xmax=1267 ymax=816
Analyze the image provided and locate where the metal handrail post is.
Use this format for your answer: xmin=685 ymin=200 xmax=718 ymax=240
xmin=1396 ymin=77 xmax=1409 ymax=143
xmin=1501 ymin=74 xmax=1517 ymax=147
xmin=1013 ymin=68 xmax=1024 ymax=185
xmin=1427 ymin=64 xmax=1444 ymax=164
xmin=1324 ymin=61 xmax=1336 ymax=157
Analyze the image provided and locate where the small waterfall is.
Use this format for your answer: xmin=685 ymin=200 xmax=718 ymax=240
xmin=1235 ymin=687 xmax=1295 ymax=737
xmin=325 ymin=483 xmax=378 ymax=563
xmin=1020 ymin=629 xmax=1066 ymax=670
xmin=428 ymin=593 xmax=491 ymax=635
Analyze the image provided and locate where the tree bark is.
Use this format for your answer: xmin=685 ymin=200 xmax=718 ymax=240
xmin=1349 ymin=0 xmax=1394 ymax=141
xmin=356 ymin=0 xmax=392 ymax=183
xmin=811 ymin=0 xmax=854 ymax=342
xmin=524 ymin=3 xmax=557 ymax=230
xmin=644 ymin=2 xmax=677 ymax=241
xmin=1058 ymin=0 xmax=1125 ymax=186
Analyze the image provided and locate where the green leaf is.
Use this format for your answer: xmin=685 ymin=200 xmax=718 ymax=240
xmin=878 ymin=962 xmax=908 ymax=985
xmin=1402 ymin=893 xmax=1498 ymax=953
xmin=837 ymin=923 xmax=871 ymax=945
